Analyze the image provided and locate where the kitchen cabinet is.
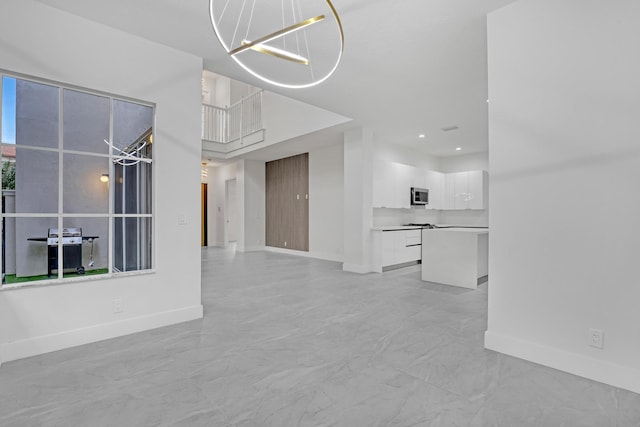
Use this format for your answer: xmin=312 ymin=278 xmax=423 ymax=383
xmin=372 ymin=159 xmax=486 ymax=211
xmin=372 ymin=159 xmax=418 ymax=209
xmin=467 ymin=170 xmax=486 ymax=210
xmin=443 ymin=170 xmax=487 ymax=210
xmin=394 ymin=162 xmax=413 ymax=209
xmin=383 ymin=229 xmax=422 ymax=266
xmin=372 ymin=158 xmax=394 ymax=208
xmin=425 ymin=170 xmax=443 ymax=210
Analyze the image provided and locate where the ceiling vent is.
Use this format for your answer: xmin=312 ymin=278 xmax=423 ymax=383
xmin=441 ymin=125 xmax=459 ymax=132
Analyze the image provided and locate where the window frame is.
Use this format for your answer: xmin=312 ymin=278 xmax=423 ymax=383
xmin=0 ymin=69 xmax=156 ymax=289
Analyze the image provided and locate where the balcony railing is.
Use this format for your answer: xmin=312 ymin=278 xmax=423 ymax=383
xmin=202 ymin=90 xmax=263 ymax=144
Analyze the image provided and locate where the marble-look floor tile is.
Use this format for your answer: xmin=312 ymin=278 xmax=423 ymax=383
xmin=0 ymin=245 xmax=638 ymax=426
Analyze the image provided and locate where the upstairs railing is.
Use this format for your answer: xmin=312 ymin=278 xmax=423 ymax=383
xmin=202 ymin=90 xmax=263 ymax=144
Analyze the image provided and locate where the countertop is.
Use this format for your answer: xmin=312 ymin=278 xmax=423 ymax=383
xmin=371 ymin=226 xmax=425 ymax=231
xmin=372 ymin=225 xmax=488 ymax=232
xmin=424 ymin=228 xmax=489 ymax=234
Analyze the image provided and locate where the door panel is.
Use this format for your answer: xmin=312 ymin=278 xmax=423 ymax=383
xmin=265 ymin=153 xmax=309 ymax=251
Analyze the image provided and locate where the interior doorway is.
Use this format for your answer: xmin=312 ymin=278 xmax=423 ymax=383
xmin=201 ymin=183 xmax=208 ymax=246
xmin=225 ymin=179 xmax=237 ymax=244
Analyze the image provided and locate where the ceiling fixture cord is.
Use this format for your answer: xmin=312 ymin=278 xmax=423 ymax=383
xmin=209 ymin=0 xmax=344 ymax=89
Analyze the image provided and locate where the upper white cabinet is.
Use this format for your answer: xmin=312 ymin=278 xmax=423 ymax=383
xmin=394 ymin=162 xmax=414 ymax=209
xmin=372 ymin=159 xmax=486 ymax=210
xmin=372 ymin=158 xmax=394 ymax=208
xmin=373 ymin=159 xmax=424 ymax=209
xmin=443 ymin=170 xmax=487 ymax=210
xmin=425 ymin=170 xmax=443 ymax=210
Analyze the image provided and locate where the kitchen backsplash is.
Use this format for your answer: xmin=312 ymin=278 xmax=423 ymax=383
xmin=439 ymin=209 xmax=489 ymax=227
xmin=373 ymin=207 xmax=489 ymax=227
xmin=373 ymin=208 xmax=441 ymax=227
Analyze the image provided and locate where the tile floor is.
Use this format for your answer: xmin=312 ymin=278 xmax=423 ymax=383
xmin=0 ymin=246 xmax=639 ymax=426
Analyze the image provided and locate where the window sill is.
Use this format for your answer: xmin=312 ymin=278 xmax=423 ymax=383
xmin=0 ymin=269 xmax=156 ymax=292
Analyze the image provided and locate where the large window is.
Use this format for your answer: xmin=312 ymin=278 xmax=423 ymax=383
xmin=1 ymin=73 xmax=153 ymax=286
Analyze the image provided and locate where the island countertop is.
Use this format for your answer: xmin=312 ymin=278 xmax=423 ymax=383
xmin=424 ymin=227 xmax=488 ymax=234
xmin=371 ymin=226 xmax=425 ymax=231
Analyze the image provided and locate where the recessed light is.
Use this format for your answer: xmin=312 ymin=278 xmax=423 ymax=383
xmin=418 ymin=134 xmax=425 ymax=138
xmin=456 ymin=147 xmax=462 ymax=151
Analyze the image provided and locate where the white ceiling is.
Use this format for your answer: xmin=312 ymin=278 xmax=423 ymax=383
xmin=35 ymin=0 xmax=516 ymax=159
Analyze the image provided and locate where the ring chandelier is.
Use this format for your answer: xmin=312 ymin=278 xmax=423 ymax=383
xmin=209 ymin=0 xmax=344 ymax=89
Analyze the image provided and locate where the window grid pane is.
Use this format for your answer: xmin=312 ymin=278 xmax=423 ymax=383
xmin=1 ymin=74 xmax=153 ymax=286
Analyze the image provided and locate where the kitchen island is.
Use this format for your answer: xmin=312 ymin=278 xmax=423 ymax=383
xmin=421 ymin=228 xmax=488 ymax=289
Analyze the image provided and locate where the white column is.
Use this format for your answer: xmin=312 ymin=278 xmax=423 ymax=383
xmin=235 ymin=159 xmax=265 ymax=252
xmin=342 ymin=128 xmax=374 ymax=273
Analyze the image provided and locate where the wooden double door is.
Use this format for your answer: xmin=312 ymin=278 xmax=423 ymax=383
xmin=265 ymin=153 xmax=309 ymax=251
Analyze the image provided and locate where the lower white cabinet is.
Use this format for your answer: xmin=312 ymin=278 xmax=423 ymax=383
xmin=372 ymin=228 xmax=423 ymax=272
xmin=381 ymin=229 xmax=422 ymax=268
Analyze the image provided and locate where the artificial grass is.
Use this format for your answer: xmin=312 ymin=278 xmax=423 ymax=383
xmin=3 ymin=268 xmax=109 ymax=284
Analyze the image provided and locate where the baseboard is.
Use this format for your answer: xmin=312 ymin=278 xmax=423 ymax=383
xmin=484 ymin=330 xmax=640 ymax=394
xmin=0 ymin=304 xmax=204 ymax=364
xmin=342 ymin=263 xmax=374 ymax=274
xmin=264 ymin=246 xmax=342 ymax=263
xmin=237 ymin=245 xmax=265 ymax=253
xmin=382 ymin=260 xmax=420 ymax=272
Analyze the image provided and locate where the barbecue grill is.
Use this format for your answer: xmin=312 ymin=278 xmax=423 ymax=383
xmin=48 ymin=228 xmax=84 ymax=276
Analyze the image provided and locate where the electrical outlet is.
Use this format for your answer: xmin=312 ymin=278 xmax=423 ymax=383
xmin=589 ymin=328 xmax=604 ymax=349
xmin=113 ymin=298 xmax=124 ymax=314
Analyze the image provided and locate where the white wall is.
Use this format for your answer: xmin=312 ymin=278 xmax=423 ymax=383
xmin=309 ymin=144 xmax=344 ymax=262
xmin=236 ymin=159 xmax=265 ymax=252
xmin=215 ymin=77 xmax=230 ymax=107
xmin=374 ymin=142 xmax=441 ymax=171
xmin=342 ymin=128 xmax=374 ymax=273
xmin=226 ymin=178 xmax=238 ymax=242
xmin=439 ymin=152 xmax=488 ymax=173
xmin=205 ymin=163 xmax=237 ymax=247
xmin=0 ymin=0 xmax=203 ymax=363
xmin=228 ymin=91 xmax=351 ymax=158
xmin=230 ymin=79 xmax=259 ymax=104
xmin=486 ymin=0 xmax=640 ymax=393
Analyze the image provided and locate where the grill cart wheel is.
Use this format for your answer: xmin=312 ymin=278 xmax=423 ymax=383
xmin=76 ymin=266 xmax=85 ymax=275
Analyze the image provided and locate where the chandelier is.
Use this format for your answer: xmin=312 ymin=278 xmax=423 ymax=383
xmin=209 ymin=0 xmax=344 ymax=89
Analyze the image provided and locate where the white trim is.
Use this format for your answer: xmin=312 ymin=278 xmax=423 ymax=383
xmin=484 ymin=330 xmax=640 ymax=395
xmin=309 ymin=251 xmax=342 ymax=263
xmin=237 ymin=244 xmax=265 ymax=253
xmin=0 ymin=304 xmax=203 ymax=363
xmin=264 ymin=246 xmax=342 ymax=263
xmin=342 ymin=262 xmax=373 ymax=274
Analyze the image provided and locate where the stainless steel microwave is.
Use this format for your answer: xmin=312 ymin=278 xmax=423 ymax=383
xmin=411 ymin=187 xmax=429 ymax=205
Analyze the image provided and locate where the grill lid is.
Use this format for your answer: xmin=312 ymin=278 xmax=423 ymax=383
xmin=48 ymin=228 xmax=82 ymax=238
